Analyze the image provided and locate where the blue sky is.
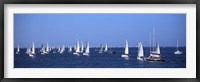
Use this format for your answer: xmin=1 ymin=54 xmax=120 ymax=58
xmin=14 ymin=14 xmax=186 ymax=48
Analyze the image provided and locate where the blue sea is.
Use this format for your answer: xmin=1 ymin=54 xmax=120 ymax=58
xmin=14 ymin=47 xmax=186 ymax=68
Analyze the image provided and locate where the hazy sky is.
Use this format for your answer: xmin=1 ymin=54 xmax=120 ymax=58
xmin=14 ymin=14 xmax=186 ymax=48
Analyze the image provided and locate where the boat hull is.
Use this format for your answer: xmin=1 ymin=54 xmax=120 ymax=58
xmin=144 ymin=57 xmax=165 ymax=62
xmin=73 ymin=52 xmax=80 ymax=56
xmin=16 ymin=52 xmax=19 ymax=54
xmin=29 ymin=54 xmax=34 ymax=57
xmin=174 ymin=51 xmax=182 ymax=54
xmin=83 ymin=53 xmax=89 ymax=56
xmin=121 ymin=54 xmax=129 ymax=58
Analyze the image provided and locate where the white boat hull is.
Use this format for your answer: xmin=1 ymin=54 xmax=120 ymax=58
xmin=73 ymin=52 xmax=80 ymax=56
xmin=29 ymin=54 xmax=34 ymax=57
xmin=83 ymin=53 xmax=89 ymax=56
xmin=121 ymin=54 xmax=129 ymax=58
xmin=41 ymin=52 xmax=48 ymax=54
xmin=16 ymin=52 xmax=19 ymax=54
xmin=174 ymin=50 xmax=182 ymax=54
xmin=144 ymin=54 xmax=165 ymax=62
xmin=99 ymin=51 xmax=103 ymax=54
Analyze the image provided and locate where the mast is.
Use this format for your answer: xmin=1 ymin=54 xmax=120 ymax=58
xmin=153 ymin=28 xmax=155 ymax=52
xmin=150 ymin=32 xmax=151 ymax=53
xmin=177 ymin=40 xmax=179 ymax=51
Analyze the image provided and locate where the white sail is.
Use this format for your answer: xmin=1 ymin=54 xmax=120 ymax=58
xmin=49 ymin=46 xmax=51 ymax=51
xmin=40 ymin=44 xmax=43 ymax=52
xmin=137 ymin=42 xmax=144 ymax=59
xmin=62 ymin=45 xmax=65 ymax=51
xmin=81 ymin=41 xmax=84 ymax=52
xmin=17 ymin=45 xmax=20 ymax=52
xmin=42 ymin=46 xmax=45 ymax=52
xmin=69 ymin=45 xmax=72 ymax=52
xmin=26 ymin=48 xmax=29 ymax=54
xmin=121 ymin=40 xmax=129 ymax=58
xmin=16 ymin=44 xmax=20 ymax=54
xmin=28 ymin=42 xmax=35 ymax=56
xmin=46 ymin=43 xmax=49 ymax=52
xmin=76 ymin=40 xmax=80 ymax=52
xmin=41 ymin=43 xmax=47 ymax=54
xmin=85 ymin=42 xmax=90 ymax=53
xmin=104 ymin=44 xmax=108 ymax=52
xmin=83 ymin=42 xmax=90 ymax=56
xmin=124 ymin=40 xmax=129 ymax=54
xmin=28 ymin=48 xmax=31 ymax=54
xmin=31 ymin=42 xmax=35 ymax=54
xmin=60 ymin=44 xmax=65 ymax=53
xmin=99 ymin=44 xmax=103 ymax=53
xmin=58 ymin=46 xmax=61 ymax=52
xmin=155 ymin=42 xmax=160 ymax=54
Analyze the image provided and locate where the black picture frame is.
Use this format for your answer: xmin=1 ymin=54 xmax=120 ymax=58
xmin=0 ymin=0 xmax=199 ymax=82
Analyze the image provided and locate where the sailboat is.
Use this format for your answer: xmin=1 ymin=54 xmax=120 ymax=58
xmin=53 ymin=46 xmax=56 ymax=53
xmin=137 ymin=42 xmax=144 ymax=60
xmin=98 ymin=44 xmax=104 ymax=53
xmin=26 ymin=48 xmax=30 ymax=54
xmin=16 ymin=44 xmax=20 ymax=54
xmin=58 ymin=46 xmax=61 ymax=53
xmin=29 ymin=42 xmax=35 ymax=57
xmin=40 ymin=44 xmax=47 ymax=54
xmin=121 ymin=40 xmax=129 ymax=59
xmin=81 ymin=41 xmax=84 ymax=53
xmin=40 ymin=44 xmax=44 ymax=52
xmin=145 ymin=28 xmax=164 ymax=62
xmin=73 ymin=40 xmax=81 ymax=55
xmin=104 ymin=44 xmax=108 ymax=52
xmin=60 ymin=44 xmax=65 ymax=54
xmin=174 ymin=40 xmax=182 ymax=54
xmin=83 ymin=42 xmax=90 ymax=56
xmin=68 ymin=45 xmax=72 ymax=52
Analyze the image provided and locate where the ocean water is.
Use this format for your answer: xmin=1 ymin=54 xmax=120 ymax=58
xmin=14 ymin=47 xmax=186 ymax=68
